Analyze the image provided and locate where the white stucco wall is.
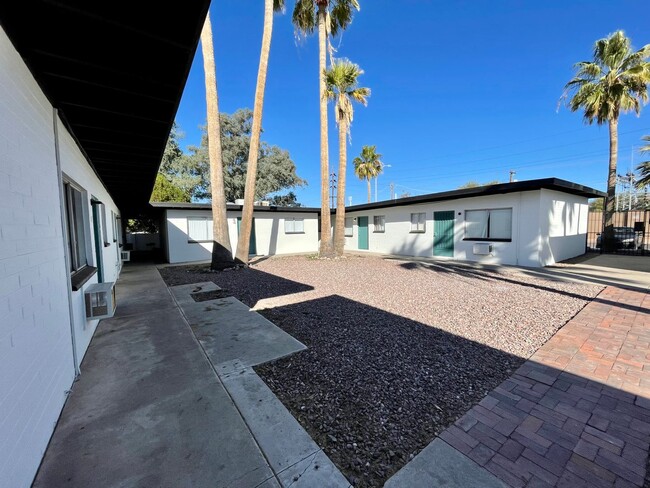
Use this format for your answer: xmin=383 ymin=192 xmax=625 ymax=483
xmin=343 ymin=190 xmax=589 ymax=267
xmin=344 ymin=192 xmax=544 ymax=266
xmin=0 ymin=26 xmax=122 ymax=487
xmin=165 ymin=209 xmax=319 ymax=264
xmin=539 ymin=189 xmax=589 ymax=266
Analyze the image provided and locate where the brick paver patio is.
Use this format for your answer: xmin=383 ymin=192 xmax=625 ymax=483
xmin=439 ymin=286 xmax=650 ymax=487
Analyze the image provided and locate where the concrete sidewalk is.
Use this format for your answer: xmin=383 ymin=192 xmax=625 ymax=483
xmin=32 ymin=265 xmax=346 ymax=488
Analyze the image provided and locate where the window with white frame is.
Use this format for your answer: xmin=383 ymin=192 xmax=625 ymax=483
xmin=410 ymin=212 xmax=426 ymax=232
xmin=373 ymin=215 xmax=385 ymax=233
xmin=345 ymin=217 xmax=353 ymax=237
xmin=187 ymin=217 xmax=213 ymax=242
xmin=63 ymin=181 xmax=89 ymax=273
xmin=465 ymin=208 xmax=512 ymax=240
xmin=100 ymin=204 xmax=110 ymax=246
xmin=284 ymin=217 xmax=305 ymax=234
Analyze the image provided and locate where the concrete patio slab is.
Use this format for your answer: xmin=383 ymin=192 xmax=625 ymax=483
xmin=385 ymin=438 xmax=507 ymax=488
xmin=221 ymin=367 xmax=350 ymax=487
xmin=174 ymin=291 xmax=306 ymax=369
xmin=33 ymin=265 xmax=277 ymax=488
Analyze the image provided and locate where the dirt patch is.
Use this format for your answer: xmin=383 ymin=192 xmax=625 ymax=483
xmin=159 ymin=255 xmax=602 ymax=487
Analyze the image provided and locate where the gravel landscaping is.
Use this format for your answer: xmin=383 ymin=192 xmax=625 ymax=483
xmin=159 ymin=255 xmax=602 ymax=487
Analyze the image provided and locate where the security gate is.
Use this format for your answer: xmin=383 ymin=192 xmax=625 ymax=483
xmin=587 ymin=210 xmax=650 ymax=256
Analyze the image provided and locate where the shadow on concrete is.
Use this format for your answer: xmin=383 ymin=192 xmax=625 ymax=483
xmin=158 ymin=264 xmax=314 ymax=304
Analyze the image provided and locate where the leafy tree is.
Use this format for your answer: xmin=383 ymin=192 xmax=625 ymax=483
xmin=589 ymin=198 xmax=604 ymax=211
xmin=457 ymin=180 xmax=500 ymax=189
xmin=353 ymin=145 xmax=383 ymax=203
xmin=186 ymin=110 xmax=306 ymax=202
xmin=150 ymin=174 xmax=190 ymax=202
xmin=325 ymin=58 xmax=370 ymax=256
xmin=635 ymin=135 xmax=650 ymax=187
xmin=292 ymin=0 xmax=360 ymax=257
xmin=563 ymin=31 xmax=650 ymax=251
xmin=158 ymin=123 xmax=201 ymax=198
xmin=237 ymin=0 xmax=286 ymax=263
xmin=268 ymin=191 xmax=302 ymax=206
xmin=200 ymin=13 xmax=236 ymax=270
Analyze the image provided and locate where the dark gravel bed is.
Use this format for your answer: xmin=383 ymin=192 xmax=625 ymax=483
xmin=159 ymin=255 xmax=602 ymax=487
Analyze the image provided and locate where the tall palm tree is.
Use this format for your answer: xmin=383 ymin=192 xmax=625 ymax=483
xmin=635 ymin=135 xmax=650 ymax=188
xmin=353 ymin=145 xmax=382 ymax=203
xmin=563 ymin=31 xmax=650 ymax=251
xmin=325 ymin=59 xmax=370 ymax=256
xmin=201 ymin=14 xmax=236 ymax=270
xmin=236 ymin=0 xmax=285 ymax=263
xmin=292 ymin=0 xmax=360 ymax=257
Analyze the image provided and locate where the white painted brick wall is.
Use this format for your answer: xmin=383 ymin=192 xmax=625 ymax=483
xmin=0 ymin=25 xmax=120 ymax=487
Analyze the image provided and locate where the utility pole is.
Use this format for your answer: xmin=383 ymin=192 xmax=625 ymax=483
xmin=509 ymin=170 xmax=516 ymax=183
xmin=389 ymin=182 xmax=395 ymax=200
xmin=329 ymin=172 xmax=337 ymax=208
xmin=348 ymin=196 xmax=352 ymax=207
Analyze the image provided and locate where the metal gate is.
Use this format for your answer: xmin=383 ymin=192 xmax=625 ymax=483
xmin=587 ymin=210 xmax=650 ymax=256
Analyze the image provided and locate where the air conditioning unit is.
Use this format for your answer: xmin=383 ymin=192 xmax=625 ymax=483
xmin=120 ymin=250 xmax=130 ymax=262
xmin=85 ymin=282 xmax=116 ymax=320
xmin=473 ymin=243 xmax=493 ymax=255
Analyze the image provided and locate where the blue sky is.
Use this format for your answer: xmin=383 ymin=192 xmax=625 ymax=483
xmin=174 ymin=0 xmax=650 ymax=207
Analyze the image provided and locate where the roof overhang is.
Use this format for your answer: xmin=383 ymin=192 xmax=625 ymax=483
xmin=0 ymin=1 xmax=210 ymax=216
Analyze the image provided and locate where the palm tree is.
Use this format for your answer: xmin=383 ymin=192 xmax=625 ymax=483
xmin=325 ymin=59 xmax=370 ymax=256
xmin=635 ymin=135 xmax=650 ymax=188
xmin=292 ymin=0 xmax=360 ymax=257
xmin=236 ymin=0 xmax=285 ymax=263
xmin=353 ymin=145 xmax=383 ymax=203
xmin=563 ymin=31 xmax=650 ymax=251
xmin=201 ymin=14 xmax=236 ymax=270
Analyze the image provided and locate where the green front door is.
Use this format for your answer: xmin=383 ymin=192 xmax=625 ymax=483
xmin=433 ymin=211 xmax=455 ymax=257
xmin=358 ymin=216 xmax=369 ymax=250
xmin=237 ymin=217 xmax=257 ymax=255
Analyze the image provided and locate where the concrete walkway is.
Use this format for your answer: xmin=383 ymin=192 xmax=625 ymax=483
xmin=33 ymin=265 xmax=348 ymax=488
xmin=388 ymin=285 xmax=650 ymax=487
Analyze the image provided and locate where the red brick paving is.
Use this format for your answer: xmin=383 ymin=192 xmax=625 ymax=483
xmin=439 ymin=286 xmax=650 ymax=487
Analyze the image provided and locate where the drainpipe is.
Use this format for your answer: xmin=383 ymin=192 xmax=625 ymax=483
xmin=53 ymin=109 xmax=80 ymax=378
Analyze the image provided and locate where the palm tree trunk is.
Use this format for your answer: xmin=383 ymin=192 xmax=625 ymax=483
xmin=201 ymin=14 xmax=234 ymax=270
xmin=367 ymin=179 xmax=371 ymax=203
xmin=235 ymin=0 xmax=273 ymax=264
xmin=318 ymin=5 xmax=333 ymax=257
xmin=334 ymin=117 xmax=347 ymax=256
xmin=603 ymin=117 xmax=618 ymax=252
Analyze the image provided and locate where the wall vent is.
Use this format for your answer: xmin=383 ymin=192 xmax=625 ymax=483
xmin=473 ymin=243 xmax=493 ymax=255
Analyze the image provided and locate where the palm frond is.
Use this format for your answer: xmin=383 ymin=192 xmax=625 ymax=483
xmin=292 ymin=0 xmax=315 ymax=35
xmin=329 ymin=0 xmax=360 ymax=37
xmin=273 ymin=0 xmax=285 ymax=13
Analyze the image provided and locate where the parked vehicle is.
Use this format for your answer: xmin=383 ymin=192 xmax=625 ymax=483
xmin=596 ymin=227 xmax=641 ymax=249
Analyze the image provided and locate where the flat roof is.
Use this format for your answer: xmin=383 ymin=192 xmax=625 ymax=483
xmin=346 ymin=178 xmax=606 ymax=212
xmin=151 ymin=202 xmax=321 ymax=214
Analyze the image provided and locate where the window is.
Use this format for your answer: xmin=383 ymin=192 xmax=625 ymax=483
xmin=465 ymin=208 xmax=512 ymax=241
xmin=100 ymin=204 xmax=110 ymax=246
xmin=373 ymin=215 xmax=385 ymax=233
xmin=284 ymin=217 xmax=305 ymax=234
xmin=64 ymin=182 xmax=89 ymax=272
xmin=345 ymin=217 xmax=353 ymax=237
xmin=410 ymin=212 xmax=426 ymax=232
xmin=187 ymin=217 xmax=213 ymax=242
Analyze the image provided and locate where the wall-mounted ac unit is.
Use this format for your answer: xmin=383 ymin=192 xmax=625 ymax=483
xmin=473 ymin=243 xmax=493 ymax=255
xmin=120 ymin=250 xmax=130 ymax=262
xmin=85 ymin=282 xmax=116 ymax=320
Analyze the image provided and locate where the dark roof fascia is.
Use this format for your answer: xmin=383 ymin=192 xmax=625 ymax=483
xmin=150 ymin=202 xmax=321 ymax=214
xmin=344 ymin=178 xmax=606 ymax=213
